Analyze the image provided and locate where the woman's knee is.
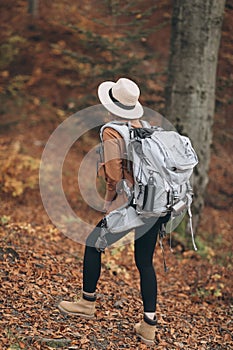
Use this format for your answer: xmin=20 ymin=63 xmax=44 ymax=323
xmin=134 ymin=252 xmax=154 ymax=271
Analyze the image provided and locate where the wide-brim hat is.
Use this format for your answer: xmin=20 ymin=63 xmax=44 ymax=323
xmin=98 ymin=78 xmax=144 ymax=119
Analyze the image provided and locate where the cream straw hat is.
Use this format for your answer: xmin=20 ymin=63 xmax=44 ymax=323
xmin=98 ymin=78 xmax=144 ymax=119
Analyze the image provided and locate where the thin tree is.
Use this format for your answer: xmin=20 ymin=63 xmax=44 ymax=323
xmin=28 ymin=0 xmax=39 ymax=18
xmin=165 ymin=0 xmax=226 ymax=231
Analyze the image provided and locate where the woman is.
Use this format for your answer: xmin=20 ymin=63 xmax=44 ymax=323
xmin=58 ymin=78 xmax=169 ymax=345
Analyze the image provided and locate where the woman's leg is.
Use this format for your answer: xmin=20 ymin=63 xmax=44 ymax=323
xmin=83 ymin=247 xmax=102 ymax=293
xmin=134 ymin=215 xmax=170 ymax=344
xmin=134 ymin=218 xmax=162 ymax=314
xmin=58 ymin=221 xmax=106 ymax=317
xmin=83 ymin=220 xmax=131 ymax=293
xmin=82 ymin=220 xmax=103 ymax=293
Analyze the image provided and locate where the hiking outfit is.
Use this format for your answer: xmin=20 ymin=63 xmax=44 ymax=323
xmin=59 ymin=120 xmax=167 ymax=345
xmin=58 ymin=78 xmax=198 ymax=345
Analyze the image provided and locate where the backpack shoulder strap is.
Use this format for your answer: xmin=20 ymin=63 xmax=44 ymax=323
xmin=100 ymin=121 xmax=130 ymax=146
xmin=140 ymin=120 xmax=151 ymax=128
xmin=100 ymin=120 xmax=152 ymax=143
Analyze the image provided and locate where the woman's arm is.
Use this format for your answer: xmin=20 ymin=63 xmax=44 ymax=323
xmin=102 ymin=127 xmax=124 ymax=210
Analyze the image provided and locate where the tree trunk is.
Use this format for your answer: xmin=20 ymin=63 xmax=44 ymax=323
xmin=28 ymin=0 xmax=39 ymax=18
xmin=165 ymin=0 xmax=225 ymax=231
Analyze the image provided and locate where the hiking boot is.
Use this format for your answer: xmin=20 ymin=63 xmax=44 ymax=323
xmin=135 ymin=314 xmax=157 ymax=345
xmin=58 ymin=292 xmax=96 ymax=319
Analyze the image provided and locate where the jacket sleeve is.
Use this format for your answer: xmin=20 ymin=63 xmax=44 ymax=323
xmin=102 ymin=127 xmax=124 ymax=203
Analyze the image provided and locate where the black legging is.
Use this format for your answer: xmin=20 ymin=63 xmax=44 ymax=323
xmin=83 ymin=215 xmax=169 ymax=312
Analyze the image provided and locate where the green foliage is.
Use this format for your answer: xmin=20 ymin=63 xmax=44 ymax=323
xmin=8 ymin=345 xmax=22 ymax=350
xmin=194 ymin=273 xmax=225 ymax=300
xmin=0 ymin=36 xmax=26 ymax=69
xmin=103 ymin=0 xmax=156 ymax=19
xmin=6 ymin=75 xmax=30 ymax=96
xmin=172 ymin=215 xmax=218 ymax=260
xmin=0 ymin=215 xmax=10 ymax=225
xmin=110 ymin=244 xmax=126 ymax=256
xmin=173 ymin=215 xmax=187 ymax=235
xmin=172 ymin=215 xmax=196 ymax=251
xmin=172 ymin=215 xmax=231 ymax=267
xmin=63 ymin=4 xmax=164 ymax=86
xmin=0 ymin=2 xmax=168 ymax=112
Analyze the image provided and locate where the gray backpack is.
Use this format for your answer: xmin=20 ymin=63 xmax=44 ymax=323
xmin=99 ymin=120 xmax=199 ymax=250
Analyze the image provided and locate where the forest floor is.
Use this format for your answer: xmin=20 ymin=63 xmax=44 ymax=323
xmin=0 ymin=0 xmax=233 ymax=349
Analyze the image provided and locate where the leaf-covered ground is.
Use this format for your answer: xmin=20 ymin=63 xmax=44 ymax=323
xmin=0 ymin=220 xmax=232 ymax=349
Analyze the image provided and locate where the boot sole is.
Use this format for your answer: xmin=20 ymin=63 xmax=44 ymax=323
xmin=136 ymin=334 xmax=155 ymax=346
xmin=134 ymin=325 xmax=155 ymax=346
xmin=58 ymin=304 xmax=95 ymax=319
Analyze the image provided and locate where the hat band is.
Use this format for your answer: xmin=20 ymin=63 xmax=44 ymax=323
xmin=109 ymin=88 xmax=135 ymax=111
